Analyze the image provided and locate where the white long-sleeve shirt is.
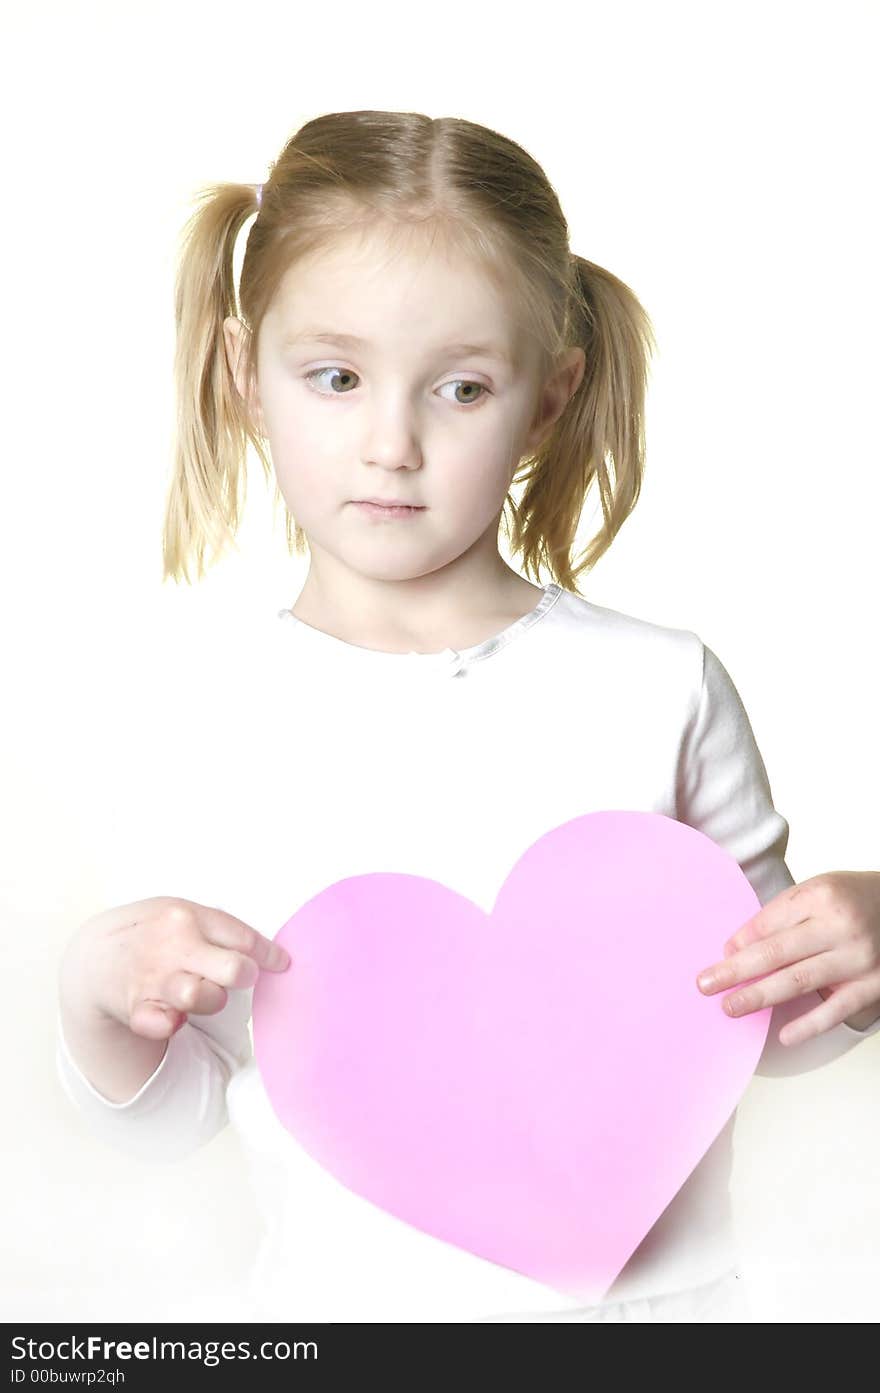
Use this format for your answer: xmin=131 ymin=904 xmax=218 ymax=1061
xmin=56 ymin=582 xmax=880 ymax=1321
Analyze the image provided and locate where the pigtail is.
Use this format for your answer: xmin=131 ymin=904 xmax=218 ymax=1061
xmin=509 ymin=257 xmax=657 ymax=594
xmin=163 ymin=183 xmax=263 ymax=585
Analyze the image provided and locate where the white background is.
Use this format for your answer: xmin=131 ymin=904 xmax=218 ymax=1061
xmin=2 ymin=0 xmax=878 ymax=1323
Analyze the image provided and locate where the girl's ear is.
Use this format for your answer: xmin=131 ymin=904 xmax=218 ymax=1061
xmin=223 ymin=315 xmax=266 ymax=437
xmin=523 ymin=347 xmax=586 ymax=454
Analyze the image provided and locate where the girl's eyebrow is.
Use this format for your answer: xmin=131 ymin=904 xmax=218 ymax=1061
xmin=282 ymin=329 xmax=512 ymax=366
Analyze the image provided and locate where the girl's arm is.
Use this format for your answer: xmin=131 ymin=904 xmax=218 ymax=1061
xmin=676 ymin=637 xmax=879 ymax=1078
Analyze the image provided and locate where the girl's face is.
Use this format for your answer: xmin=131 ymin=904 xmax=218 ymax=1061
xmin=224 ymin=229 xmax=583 ymax=596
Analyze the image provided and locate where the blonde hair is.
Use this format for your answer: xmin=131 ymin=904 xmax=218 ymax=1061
xmin=165 ymin=110 xmax=657 ymax=592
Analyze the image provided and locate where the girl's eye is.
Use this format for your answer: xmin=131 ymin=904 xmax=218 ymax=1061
xmin=302 ymin=366 xmax=489 ymax=407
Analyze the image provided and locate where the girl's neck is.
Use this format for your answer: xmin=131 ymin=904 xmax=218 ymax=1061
xmin=291 ymin=572 xmax=546 ymax=656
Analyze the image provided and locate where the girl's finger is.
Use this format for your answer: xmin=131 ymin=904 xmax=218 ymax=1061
xmin=172 ymin=936 xmax=264 ymax=991
xmin=778 ymin=983 xmax=872 ymax=1046
xmin=159 ymin=969 xmax=230 ymax=1016
xmin=180 ymin=903 xmax=289 ymax=973
xmin=129 ymin=999 xmax=187 ymax=1040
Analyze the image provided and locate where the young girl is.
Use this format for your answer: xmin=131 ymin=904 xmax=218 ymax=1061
xmin=55 ymin=110 xmax=880 ymax=1324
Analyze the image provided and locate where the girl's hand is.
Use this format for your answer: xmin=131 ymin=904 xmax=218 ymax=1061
xmin=695 ymin=872 xmax=880 ymax=1046
xmin=60 ymin=896 xmax=291 ymax=1040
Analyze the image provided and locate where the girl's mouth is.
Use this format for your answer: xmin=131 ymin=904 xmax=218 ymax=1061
xmin=352 ymin=502 xmax=426 ymax=520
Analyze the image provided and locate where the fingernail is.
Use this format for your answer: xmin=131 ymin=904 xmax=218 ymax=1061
xmin=271 ymin=945 xmax=290 ymax=969
xmin=698 ymin=973 xmax=716 ymax=991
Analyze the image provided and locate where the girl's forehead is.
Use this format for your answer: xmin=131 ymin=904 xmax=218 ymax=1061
xmin=275 ymin=208 xmax=507 ymax=288
xmin=263 ymin=224 xmax=537 ymax=364
xmin=273 ymin=253 xmax=515 ymax=336
xmin=279 ymin=239 xmax=495 ymax=297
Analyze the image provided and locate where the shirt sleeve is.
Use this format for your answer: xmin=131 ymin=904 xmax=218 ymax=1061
xmin=676 ymin=639 xmax=880 ymax=1078
xmin=55 ymin=986 xmax=254 ymax=1163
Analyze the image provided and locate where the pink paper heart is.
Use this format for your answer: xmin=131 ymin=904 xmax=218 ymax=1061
xmin=253 ymin=810 xmax=770 ymax=1301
